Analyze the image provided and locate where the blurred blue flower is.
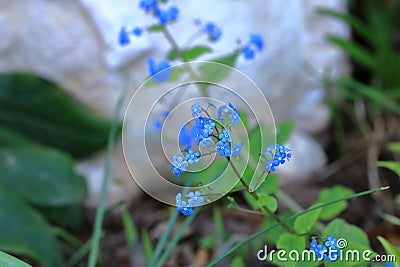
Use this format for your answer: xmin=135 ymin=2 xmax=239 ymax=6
xmin=119 ymin=27 xmax=130 ymax=45
xmin=147 ymin=58 xmax=171 ymax=82
xmin=154 ymin=120 xmax=162 ymax=130
xmin=242 ymin=33 xmax=264 ymax=60
xmin=203 ymin=120 xmax=215 ymax=135
xmin=132 ymin=27 xmax=143 ymax=37
xmin=176 ymin=199 xmax=194 ymax=216
xmin=191 ymin=99 xmax=202 ymax=117
xmin=140 ymin=0 xmax=157 ymax=12
xmin=231 ymin=142 xmax=242 ymax=157
xmin=185 ymin=150 xmax=200 ymax=164
xmin=199 ymin=137 xmax=212 ymax=147
xmin=216 ymin=140 xmax=231 ymax=157
xmin=325 ymin=236 xmax=337 ymax=249
xmin=188 ymin=191 xmax=204 ymax=207
xmin=157 ymin=6 xmax=179 ymax=24
xmin=203 ymin=22 xmax=222 ymax=42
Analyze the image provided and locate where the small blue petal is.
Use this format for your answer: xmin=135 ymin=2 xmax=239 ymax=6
xmin=147 ymin=58 xmax=171 ymax=82
xmin=119 ymin=27 xmax=130 ymax=45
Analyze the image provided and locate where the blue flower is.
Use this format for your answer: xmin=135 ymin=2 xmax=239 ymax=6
xmin=147 ymin=58 xmax=171 ymax=82
xmin=176 ymin=194 xmax=194 ymax=216
xmin=216 ymin=141 xmax=231 ymax=157
xmin=203 ymin=120 xmax=215 ymax=135
xmin=188 ymin=191 xmax=204 ymax=207
xmin=154 ymin=120 xmax=162 ymax=130
xmin=170 ymin=154 xmax=188 ymax=177
xmin=119 ymin=27 xmax=130 ymax=46
xmin=228 ymin=103 xmax=240 ymax=124
xmin=231 ymin=142 xmax=242 ymax=157
xmin=263 ymin=144 xmax=291 ymax=172
xmin=139 ymin=0 xmax=157 ymax=13
xmin=310 ymin=239 xmax=318 ymax=250
xmin=386 ymin=263 xmax=394 ymax=267
xmin=324 ymin=249 xmax=340 ymax=262
xmin=219 ymin=130 xmax=232 ymax=143
xmin=203 ymin=22 xmax=222 ymax=42
xmin=325 ymin=236 xmax=337 ymax=249
xmin=313 ymin=244 xmax=327 ymax=260
xmin=157 ymin=6 xmax=179 ymax=24
xmin=132 ymin=27 xmax=143 ymax=37
xmin=179 ymin=124 xmax=194 ymax=148
xmin=242 ymin=33 xmax=264 ymax=60
xmin=249 ymin=33 xmax=264 ymax=51
xmin=191 ymin=99 xmax=202 ymax=117
xmin=199 ymin=137 xmax=212 ymax=148
xmin=185 ymin=150 xmax=200 ymax=164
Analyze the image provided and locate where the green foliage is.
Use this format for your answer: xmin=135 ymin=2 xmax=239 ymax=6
xmin=0 ymin=73 xmax=116 ymax=158
xmin=377 ymin=161 xmax=400 ymax=176
xmin=377 ymin=236 xmax=400 ymax=267
xmin=313 ymin=186 xmax=354 ymax=220
xmin=294 ymin=208 xmax=321 ymax=234
xmin=198 ymin=52 xmax=239 ymax=83
xmin=256 ymin=194 xmax=278 ymax=213
xmin=0 ymin=186 xmax=63 ymax=267
xmin=0 ymin=251 xmax=32 ymax=267
xmin=255 ymin=174 xmax=279 ymax=195
xmin=272 ymin=233 xmax=307 ymax=267
xmin=182 ymin=46 xmax=213 ymax=61
xmin=122 ymin=208 xmax=138 ymax=248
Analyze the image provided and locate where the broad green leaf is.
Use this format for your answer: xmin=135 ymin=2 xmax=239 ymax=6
xmin=39 ymin=204 xmax=83 ymax=230
xmin=256 ymin=194 xmax=278 ymax=213
xmin=323 ymin=219 xmax=375 ymax=267
xmin=377 ymin=161 xmax=400 ymax=176
xmin=276 ymin=120 xmax=295 ymax=144
xmin=0 ymin=186 xmax=63 ymax=267
xmin=198 ymin=52 xmax=239 ymax=84
xmin=0 ymin=146 xmax=87 ymax=206
xmin=166 ymin=48 xmax=180 ymax=60
xmin=255 ymin=174 xmax=279 ymax=195
xmin=272 ymin=233 xmax=306 ymax=267
xmin=0 ymin=251 xmax=32 ymax=267
xmin=147 ymin=24 xmax=165 ymax=32
xmin=294 ymin=207 xmax=321 ymax=234
xmin=0 ymin=126 xmax=32 ymax=147
xmin=313 ymin=186 xmax=354 ymax=220
xmin=0 ymin=73 xmax=116 ymax=158
xmin=182 ymin=46 xmax=212 ymax=61
xmin=377 ymin=236 xmax=400 ymax=267
xmin=262 ymin=211 xmax=296 ymax=244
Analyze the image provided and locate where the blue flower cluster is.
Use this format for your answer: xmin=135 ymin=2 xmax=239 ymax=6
xmin=241 ymin=33 xmax=264 ymax=60
xmin=310 ymin=236 xmax=340 ymax=262
xmin=203 ymin=22 xmax=223 ymax=42
xmin=147 ymin=58 xmax=171 ymax=83
xmin=170 ymin=99 xmax=242 ymax=178
xmin=262 ymin=144 xmax=291 ymax=172
xmin=176 ymin=191 xmax=204 ymax=216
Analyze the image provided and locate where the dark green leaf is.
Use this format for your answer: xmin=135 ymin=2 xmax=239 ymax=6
xmin=182 ymin=46 xmax=212 ymax=61
xmin=39 ymin=204 xmax=84 ymax=230
xmin=377 ymin=161 xmax=400 ymax=176
xmin=314 ymin=186 xmax=354 ymax=220
xmin=0 ymin=73 xmax=116 ymax=158
xmin=0 ymin=125 xmax=32 ymax=147
xmin=0 ymin=186 xmax=63 ymax=267
xmin=0 ymin=146 xmax=87 ymax=206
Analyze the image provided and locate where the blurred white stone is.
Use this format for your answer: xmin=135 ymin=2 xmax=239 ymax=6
xmin=0 ymin=0 xmax=348 ymax=206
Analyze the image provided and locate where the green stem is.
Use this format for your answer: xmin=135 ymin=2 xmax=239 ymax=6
xmin=148 ymin=208 xmax=179 ymax=267
xmin=87 ymin=88 xmax=125 ymax=267
xmin=228 ymin=159 xmax=297 ymax=234
xmin=64 ymin=238 xmax=93 ymax=267
xmin=205 ymin=186 xmax=389 ymax=266
xmin=155 ymin=209 xmax=199 ymax=267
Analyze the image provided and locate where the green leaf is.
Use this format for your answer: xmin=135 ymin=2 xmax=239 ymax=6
xmin=0 ymin=73 xmax=116 ymax=158
xmin=122 ymin=208 xmax=137 ymax=248
xmin=277 ymin=120 xmax=295 ymax=144
xmin=294 ymin=207 xmax=321 ymax=234
xmin=231 ymin=256 xmax=245 ymax=267
xmin=0 ymin=146 xmax=87 ymax=206
xmin=255 ymin=174 xmax=279 ymax=195
xmin=182 ymin=46 xmax=212 ymax=61
xmin=39 ymin=204 xmax=83 ymax=230
xmin=314 ymin=186 xmax=354 ymax=220
xmin=198 ymin=52 xmax=239 ymax=84
xmin=377 ymin=236 xmax=400 ymax=267
xmin=256 ymin=194 xmax=278 ymax=213
xmin=327 ymin=36 xmax=377 ymax=71
xmin=0 ymin=126 xmax=32 ymax=147
xmin=0 ymin=186 xmax=63 ymax=267
xmin=272 ymin=233 xmax=306 ymax=267
xmin=323 ymin=219 xmax=375 ymax=266
xmin=377 ymin=161 xmax=400 ymax=176
xmin=147 ymin=24 xmax=165 ymax=32
xmin=141 ymin=229 xmax=154 ymax=264
xmin=0 ymin=251 xmax=32 ymax=267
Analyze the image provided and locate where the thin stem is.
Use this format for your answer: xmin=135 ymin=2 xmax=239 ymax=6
xmin=228 ymin=159 xmax=297 ymax=234
xmin=64 ymin=238 xmax=93 ymax=267
xmin=87 ymin=86 xmax=125 ymax=267
xmin=228 ymin=202 xmax=265 ymax=215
